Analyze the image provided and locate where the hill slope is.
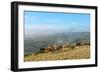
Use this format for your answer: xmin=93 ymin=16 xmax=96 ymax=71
xmin=24 ymin=45 xmax=90 ymax=61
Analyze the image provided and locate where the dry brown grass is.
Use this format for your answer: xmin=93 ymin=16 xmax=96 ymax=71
xmin=24 ymin=45 xmax=90 ymax=62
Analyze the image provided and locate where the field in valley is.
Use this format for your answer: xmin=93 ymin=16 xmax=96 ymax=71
xmin=24 ymin=45 xmax=90 ymax=62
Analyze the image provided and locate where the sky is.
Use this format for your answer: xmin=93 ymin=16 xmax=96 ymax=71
xmin=24 ymin=11 xmax=90 ymax=37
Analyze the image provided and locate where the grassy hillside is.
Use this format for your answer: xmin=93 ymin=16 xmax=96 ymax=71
xmin=24 ymin=45 xmax=90 ymax=62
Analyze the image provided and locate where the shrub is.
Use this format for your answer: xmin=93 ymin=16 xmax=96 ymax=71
xmin=24 ymin=54 xmax=31 ymax=57
xmin=69 ymin=45 xmax=75 ymax=49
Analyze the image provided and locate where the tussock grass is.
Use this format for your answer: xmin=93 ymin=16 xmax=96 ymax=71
xmin=24 ymin=45 xmax=90 ymax=62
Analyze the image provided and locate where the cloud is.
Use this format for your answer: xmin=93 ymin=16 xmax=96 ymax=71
xmin=25 ymin=24 xmax=69 ymax=37
xmin=68 ymin=25 xmax=90 ymax=32
xmin=24 ymin=24 xmax=90 ymax=38
xmin=71 ymin=22 xmax=79 ymax=25
xmin=25 ymin=24 xmax=68 ymax=32
xmin=45 ymin=19 xmax=60 ymax=23
xmin=25 ymin=15 xmax=38 ymax=21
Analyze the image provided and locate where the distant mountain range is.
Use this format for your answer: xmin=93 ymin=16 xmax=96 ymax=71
xmin=24 ymin=32 xmax=90 ymax=54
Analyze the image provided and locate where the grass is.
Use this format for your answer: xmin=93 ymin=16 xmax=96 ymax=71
xmin=24 ymin=45 xmax=90 ymax=62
